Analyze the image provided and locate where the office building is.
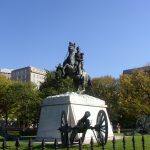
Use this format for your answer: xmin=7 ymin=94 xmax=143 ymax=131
xmin=123 ymin=66 xmax=150 ymax=75
xmin=0 ymin=68 xmax=13 ymax=79
xmin=11 ymin=66 xmax=46 ymax=88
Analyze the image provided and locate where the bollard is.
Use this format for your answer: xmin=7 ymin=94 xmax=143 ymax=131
xmin=28 ymin=138 xmax=33 ymax=150
xmin=90 ymin=137 xmax=94 ymax=150
xmin=41 ymin=139 xmax=45 ymax=150
xmin=66 ymin=123 xmax=70 ymax=150
xmin=54 ymin=139 xmax=58 ymax=150
xmin=67 ymin=135 xmax=70 ymax=150
xmin=2 ymin=139 xmax=6 ymax=150
xmin=132 ymin=135 xmax=135 ymax=150
xmin=66 ymin=123 xmax=69 ymax=146
xmin=15 ymin=138 xmax=20 ymax=150
xmin=123 ymin=135 xmax=126 ymax=150
xmin=112 ymin=136 xmax=116 ymax=150
xmin=142 ymin=135 xmax=145 ymax=150
xmin=79 ymin=138 xmax=82 ymax=150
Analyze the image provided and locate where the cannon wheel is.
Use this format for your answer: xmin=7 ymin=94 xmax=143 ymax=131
xmin=95 ymin=110 xmax=108 ymax=145
xmin=136 ymin=116 xmax=146 ymax=132
xmin=60 ymin=111 xmax=68 ymax=145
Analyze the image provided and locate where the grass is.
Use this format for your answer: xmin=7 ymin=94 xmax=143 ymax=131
xmin=7 ymin=130 xmax=20 ymax=136
xmin=0 ymin=134 xmax=150 ymax=149
xmin=103 ymin=134 xmax=150 ymax=150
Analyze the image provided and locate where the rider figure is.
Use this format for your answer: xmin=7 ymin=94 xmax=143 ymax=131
xmin=80 ymin=52 xmax=84 ymax=71
xmin=75 ymin=47 xmax=84 ymax=76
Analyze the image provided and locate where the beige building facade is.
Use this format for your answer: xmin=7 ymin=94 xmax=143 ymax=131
xmin=11 ymin=66 xmax=46 ymax=88
xmin=0 ymin=68 xmax=13 ymax=79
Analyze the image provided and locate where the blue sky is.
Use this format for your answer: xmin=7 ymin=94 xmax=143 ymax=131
xmin=0 ymin=1 xmax=150 ymax=78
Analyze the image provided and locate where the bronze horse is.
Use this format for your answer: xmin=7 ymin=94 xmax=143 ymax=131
xmin=55 ymin=42 xmax=92 ymax=93
xmin=56 ymin=42 xmax=92 ymax=93
xmin=56 ymin=64 xmax=92 ymax=93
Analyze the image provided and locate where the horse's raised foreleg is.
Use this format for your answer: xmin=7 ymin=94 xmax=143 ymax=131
xmin=62 ymin=65 xmax=67 ymax=76
xmin=77 ymin=89 xmax=85 ymax=94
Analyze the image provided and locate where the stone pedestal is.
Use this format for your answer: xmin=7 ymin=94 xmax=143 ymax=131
xmin=37 ymin=92 xmax=113 ymax=143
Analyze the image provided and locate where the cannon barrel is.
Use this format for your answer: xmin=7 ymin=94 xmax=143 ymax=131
xmin=59 ymin=110 xmax=108 ymax=145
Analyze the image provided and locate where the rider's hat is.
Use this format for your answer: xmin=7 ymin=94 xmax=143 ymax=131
xmin=76 ymin=46 xmax=80 ymax=52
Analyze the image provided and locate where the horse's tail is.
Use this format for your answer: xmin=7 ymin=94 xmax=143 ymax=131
xmin=87 ymin=76 xmax=92 ymax=87
xmin=87 ymin=76 xmax=96 ymax=96
xmin=63 ymin=58 xmax=67 ymax=67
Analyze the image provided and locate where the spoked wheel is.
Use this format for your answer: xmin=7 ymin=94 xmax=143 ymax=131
xmin=60 ymin=111 xmax=68 ymax=145
xmin=95 ymin=110 xmax=108 ymax=145
xmin=136 ymin=116 xmax=146 ymax=132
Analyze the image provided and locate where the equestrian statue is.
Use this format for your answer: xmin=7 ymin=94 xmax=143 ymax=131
xmin=56 ymin=42 xmax=92 ymax=93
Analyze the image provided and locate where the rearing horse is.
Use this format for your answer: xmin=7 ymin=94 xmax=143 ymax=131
xmin=56 ymin=64 xmax=92 ymax=93
xmin=63 ymin=43 xmax=76 ymax=77
xmin=56 ymin=42 xmax=92 ymax=93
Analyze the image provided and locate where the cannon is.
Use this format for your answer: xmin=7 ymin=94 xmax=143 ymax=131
xmin=134 ymin=114 xmax=150 ymax=134
xmin=59 ymin=110 xmax=108 ymax=145
xmin=125 ymin=114 xmax=150 ymax=136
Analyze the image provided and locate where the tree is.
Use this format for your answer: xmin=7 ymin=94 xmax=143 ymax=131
xmin=39 ymin=70 xmax=75 ymax=98
xmin=12 ymin=82 xmax=41 ymax=129
xmin=92 ymin=76 xmax=120 ymax=123
xmin=119 ymin=70 xmax=150 ymax=127
xmin=0 ymin=75 xmax=15 ymax=127
xmin=0 ymin=75 xmax=41 ymax=129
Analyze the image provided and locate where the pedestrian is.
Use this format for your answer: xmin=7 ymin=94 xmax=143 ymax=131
xmin=111 ymin=122 xmax=114 ymax=132
xmin=117 ymin=123 xmax=120 ymax=134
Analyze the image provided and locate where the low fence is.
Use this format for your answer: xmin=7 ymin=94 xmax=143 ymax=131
xmin=0 ymin=135 xmax=150 ymax=150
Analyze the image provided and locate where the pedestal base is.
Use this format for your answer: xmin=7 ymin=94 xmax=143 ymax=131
xmin=37 ymin=92 xmax=113 ymax=143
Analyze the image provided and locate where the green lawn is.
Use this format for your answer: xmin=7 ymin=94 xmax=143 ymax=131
xmin=103 ymin=134 xmax=150 ymax=150
xmin=0 ymin=134 xmax=150 ymax=149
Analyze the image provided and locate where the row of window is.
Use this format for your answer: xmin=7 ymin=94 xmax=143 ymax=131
xmin=31 ymin=73 xmax=45 ymax=80
xmin=12 ymin=69 xmax=28 ymax=76
xmin=12 ymin=73 xmax=45 ymax=80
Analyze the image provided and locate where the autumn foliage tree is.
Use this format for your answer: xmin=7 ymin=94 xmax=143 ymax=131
xmin=92 ymin=76 xmax=120 ymax=123
xmin=0 ymin=75 xmax=14 ymax=127
xmin=0 ymin=75 xmax=41 ymax=129
xmin=119 ymin=70 xmax=150 ymax=127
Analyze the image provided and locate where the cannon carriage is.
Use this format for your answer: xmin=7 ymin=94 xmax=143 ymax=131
xmin=59 ymin=110 xmax=108 ymax=145
xmin=125 ymin=114 xmax=150 ymax=136
xmin=134 ymin=114 xmax=150 ymax=134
